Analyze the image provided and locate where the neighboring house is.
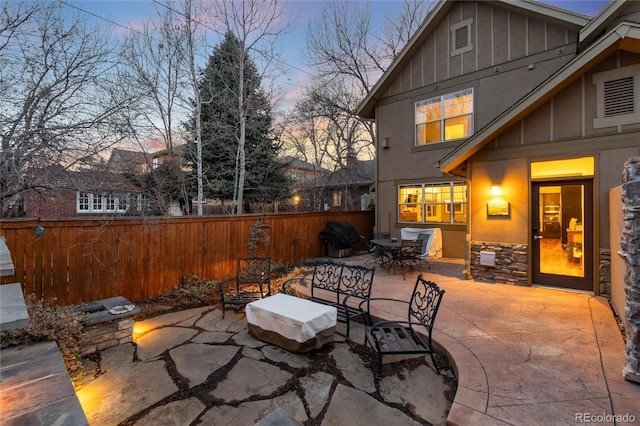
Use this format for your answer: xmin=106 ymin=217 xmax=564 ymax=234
xmin=358 ymin=0 xmax=639 ymax=294
xmin=297 ymin=160 xmax=375 ymax=212
xmin=278 ymin=156 xmax=327 ymax=187
xmin=107 ymin=146 xmax=186 ymax=175
xmin=22 ymin=168 xmax=148 ymax=218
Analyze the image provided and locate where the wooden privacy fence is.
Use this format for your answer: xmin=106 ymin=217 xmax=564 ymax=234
xmin=0 ymin=211 xmax=374 ymax=306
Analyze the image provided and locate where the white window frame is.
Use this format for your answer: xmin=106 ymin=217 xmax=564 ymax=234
xmin=451 ymin=18 xmax=473 ymax=56
xmin=415 ymin=88 xmax=474 ymax=145
xmin=593 ymin=64 xmax=640 ymax=129
xmin=398 ymin=182 xmax=467 ymax=224
xmin=78 ymin=192 xmax=90 ymax=212
xmin=76 ymin=192 xmax=130 ymax=214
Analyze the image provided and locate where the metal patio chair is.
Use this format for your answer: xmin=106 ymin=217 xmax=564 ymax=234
xmin=220 ymin=257 xmax=271 ymax=318
xmin=361 ymin=275 xmax=445 ymax=380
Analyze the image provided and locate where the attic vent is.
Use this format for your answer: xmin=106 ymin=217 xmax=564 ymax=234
xmin=454 ymin=26 xmax=468 ymax=50
xmin=604 ymin=77 xmax=634 ymax=116
xmin=450 ymin=18 xmax=473 ymax=56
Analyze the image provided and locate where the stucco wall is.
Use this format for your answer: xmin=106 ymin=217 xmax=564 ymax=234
xmin=470 ymin=158 xmax=529 ymax=244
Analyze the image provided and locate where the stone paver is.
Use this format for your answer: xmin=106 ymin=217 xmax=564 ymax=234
xmin=330 ymin=344 xmax=376 ymax=393
xmin=76 ymin=359 xmax=177 ymax=426
xmin=199 ymin=392 xmax=307 ymax=425
xmin=170 ymin=343 xmax=239 ymax=388
xmin=73 ymin=255 xmax=640 ymax=426
xmin=135 ymin=397 xmax=205 ymax=426
xmin=379 ymin=364 xmax=453 ymax=425
xmin=299 ymin=372 xmax=335 ymax=418
xmin=210 ymin=357 xmax=293 ymax=402
xmin=135 ymin=326 xmax=198 ymax=360
xmin=323 ymin=384 xmax=422 ymax=426
xmin=78 ymin=301 xmax=450 ymax=426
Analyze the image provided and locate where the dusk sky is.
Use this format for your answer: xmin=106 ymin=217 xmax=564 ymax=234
xmin=63 ymin=0 xmax=611 ymax=115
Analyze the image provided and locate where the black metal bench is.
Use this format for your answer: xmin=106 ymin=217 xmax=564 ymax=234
xmin=287 ymin=261 xmax=375 ymax=340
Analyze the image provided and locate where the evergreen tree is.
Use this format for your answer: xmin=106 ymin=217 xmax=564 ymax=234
xmin=186 ymin=31 xmax=290 ymax=212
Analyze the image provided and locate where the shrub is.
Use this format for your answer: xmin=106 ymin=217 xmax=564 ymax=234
xmin=0 ymin=294 xmax=89 ymax=387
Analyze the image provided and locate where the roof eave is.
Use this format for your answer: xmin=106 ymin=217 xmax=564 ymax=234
xmin=579 ymin=0 xmax=628 ymax=49
xmin=440 ymin=22 xmax=640 ymax=174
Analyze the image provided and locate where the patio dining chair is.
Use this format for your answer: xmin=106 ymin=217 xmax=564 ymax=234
xmin=219 ymin=257 xmax=271 ymax=318
xmin=361 ymin=275 xmax=445 ymax=380
xmin=416 ymin=233 xmax=432 ymax=270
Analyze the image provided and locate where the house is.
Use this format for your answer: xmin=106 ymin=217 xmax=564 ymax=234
xmin=22 ymin=167 xmax=148 ymax=218
xmin=107 ymin=146 xmax=186 ymax=175
xmin=357 ymin=0 xmax=640 ymax=294
xmin=296 ymin=160 xmax=375 ymax=212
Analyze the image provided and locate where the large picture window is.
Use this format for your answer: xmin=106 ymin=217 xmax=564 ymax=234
xmin=398 ymin=182 xmax=467 ymax=224
xmin=415 ymin=88 xmax=473 ymax=145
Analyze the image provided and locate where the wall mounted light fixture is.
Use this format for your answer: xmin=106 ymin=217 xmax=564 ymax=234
xmin=487 ymin=184 xmax=509 ymax=217
xmin=34 ymin=225 xmax=45 ymax=237
xmin=381 ymin=138 xmax=391 ymax=149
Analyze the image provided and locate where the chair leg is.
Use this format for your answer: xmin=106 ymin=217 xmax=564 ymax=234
xmin=430 ymin=351 xmax=440 ymax=375
xmin=375 ymin=353 xmax=383 ymax=381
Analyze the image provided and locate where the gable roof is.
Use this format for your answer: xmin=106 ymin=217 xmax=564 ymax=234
xmin=299 ymin=160 xmax=375 ymax=189
xmin=277 ymin=156 xmax=326 ymax=173
xmin=357 ymin=0 xmax=591 ymax=120
xmin=440 ymin=17 xmax=640 ymax=173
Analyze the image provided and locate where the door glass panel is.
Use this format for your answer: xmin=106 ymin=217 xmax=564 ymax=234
xmin=538 ymin=184 xmax=584 ymax=277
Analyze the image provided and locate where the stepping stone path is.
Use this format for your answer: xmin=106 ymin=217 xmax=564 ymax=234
xmin=76 ymin=306 xmax=456 ymax=426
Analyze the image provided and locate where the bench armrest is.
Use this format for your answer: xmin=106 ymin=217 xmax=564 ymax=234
xmin=358 ymin=297 xmax=409 ymax=311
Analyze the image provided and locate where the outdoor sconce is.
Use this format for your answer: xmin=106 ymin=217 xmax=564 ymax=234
xmin=34 ymin=225 xmax=44 ymax=237
xmin=487 ymin=184 xmax=509 ymax=217
xmin=381 ymin=138 xmax=391 ymax=149
xmin=293 ymin=195 xmax=300 ymax=205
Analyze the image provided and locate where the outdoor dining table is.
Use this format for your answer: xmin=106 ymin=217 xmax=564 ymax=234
xmin=370 ymin=238 xmax=421 ymax=275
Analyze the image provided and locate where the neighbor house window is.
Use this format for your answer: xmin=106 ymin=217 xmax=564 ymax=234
xmin=78 ymin=192 xmax=90 ymax=212
xmin=398 ymin=182 xmax=467 ymax=224
xmin=451 ymin=18 xmax=473 ymax=56
xmin=593 ymin=64 xmax=640 ymax=129
xmin=332 ymin=192 xmax=342 ymax=207
xmin=415 ymin=88 xmax=473 ymax=145
xmin=77 ymin=192 xmax=129 ymax=213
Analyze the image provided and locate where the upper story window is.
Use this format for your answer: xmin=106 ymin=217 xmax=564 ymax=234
xmin=415 ymin=88 xmax=473 ymax=145
xmin=451 ymin=18 xmax=473 ymax=56
xmin=593 ymin=64 xmax=640 ymax=129
xmin=398 ymin=182 xmax=467 ymax=224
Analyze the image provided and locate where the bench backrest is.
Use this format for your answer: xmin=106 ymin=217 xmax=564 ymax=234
xmin=310 ymin=261 xmax=375 ymax=304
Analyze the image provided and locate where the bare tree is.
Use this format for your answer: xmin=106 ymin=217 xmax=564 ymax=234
xmin=180 ymin=0 xmax=209 ymax=216
xmin=306 ymin=0 xmax=431 ymax=94
xmin=119 ymin=1 xmax=194 ymax=215
xmin=209 ymin=0 xmax=292 ymax=214
xmin=121 ymin=3 xmax=190 ymax=154
xmin=0 ymin=2 xmax=133 ymax=203
xmin=296 ymin=0 xmax=431 ymax=168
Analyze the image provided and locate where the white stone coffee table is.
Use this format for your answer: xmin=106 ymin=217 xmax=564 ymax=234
xmin=245 ymin=293 xmax=337 ymax=353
